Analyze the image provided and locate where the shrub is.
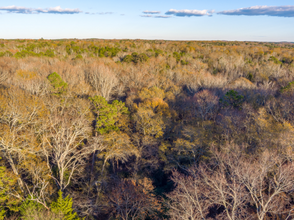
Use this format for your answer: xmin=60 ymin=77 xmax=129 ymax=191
xmin=75 ymin=54 xmax=83 ymax=59
xmin=0 ymin=51 xmax=13 ymax=57
xmin=14 ymin=50 xmax=40 ymax=58
xmin=269 ymin=56 xmax=282 ymax=65
xmin=181 ymin=60 xmax=189 ymax=65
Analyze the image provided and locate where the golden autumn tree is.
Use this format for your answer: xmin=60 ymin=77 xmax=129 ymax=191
xmin=98 ymin=131 xmax=139 ymax=175
xmin=0 ymin=87 xmax=52 ymax=207
xmin=132 ymin=87 xmax=171 ymax=138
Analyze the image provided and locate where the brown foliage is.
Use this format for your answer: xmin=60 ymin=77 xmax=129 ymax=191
xmin=108 ymin=178 xmax=162 ymax=220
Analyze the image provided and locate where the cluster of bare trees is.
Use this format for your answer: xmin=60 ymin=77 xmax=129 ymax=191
xmin=168 ymin=145 xmax=294 ymax=220
xmin=108 ymin=178 xmax=161 ymax=220
xmin=86 ymin=64 xmax=118 ymax=101
xmin=0 ymin=89 xmax=97 ymax=209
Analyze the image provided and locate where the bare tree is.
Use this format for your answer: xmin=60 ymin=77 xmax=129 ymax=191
xmin=235 ymin=150 xmax=294 ymax=220
xmin=0 ymin=89 xmax=45 ymax=179
xmin=8 ymin=71 xmax=50 ymax=96
xmin=167 ymin=170 xmax=209 ymax=220
xmin=169 ymin=163 xmax=249 ymax=220
xmin=86 ymin=64 xmax=118 ymax=100
xmin=0 ymin=69 xmax=8 ymax=85
xmin=0 ymin=88 xmax=52 ymax=207
xmin=168 ymin=145 xmax=294 ymax=220
xmin=119 ymin=66 xmax=155 ymax=91
xmin=99 ymin=132 xmax=139 ymax=175
xmin=23 ymin=163 xmax=52 ymax=210
xmin=187 ymin=90 xmax=219 ymax=121
xmin=108 ymin=178 xmax=161 ymax=220
xmin=0 ymin=58 xmax=13 ymax=85
xmin=202 ymin=148 xmax=250 ymax=220
xmin=42 ymin=104 xmax=93 ymax=191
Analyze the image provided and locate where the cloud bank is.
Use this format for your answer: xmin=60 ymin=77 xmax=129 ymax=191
xmin=143 ymin=10 xmax=161 ymax=14
xmin=218 ymin=5 xmax=294 ymax=17
xmin=165 ymin=9 xmax=213 ymax=17
xmin=0 ymin=5 xmax=82 ymax=14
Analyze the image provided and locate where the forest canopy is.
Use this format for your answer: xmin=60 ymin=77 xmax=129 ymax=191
xmin=0 ymin=39 xmax=294 ymax=219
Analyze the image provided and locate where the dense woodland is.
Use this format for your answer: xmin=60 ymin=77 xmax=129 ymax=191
xmin=0 ymin=39 xmax=294 ymax=219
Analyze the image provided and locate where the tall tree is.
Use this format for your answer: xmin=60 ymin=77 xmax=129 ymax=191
xmin=42 ymin=100 xmax=93 ymax=191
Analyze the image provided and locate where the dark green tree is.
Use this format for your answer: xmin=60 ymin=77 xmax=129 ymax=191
xmin=47 ymin=72 xmax=68 ymax=96
xmin=173 ymin=52 xmax=181 ymax=62
xmin=89 ymin=96 xmax=129 ymax=134
xmin=220 ymin=90 xmax=244 ymax=109
xmin=45 ymin=49 xmax=55 ymax=57
xmin=123 ymin=55 xmax=133 ymax=63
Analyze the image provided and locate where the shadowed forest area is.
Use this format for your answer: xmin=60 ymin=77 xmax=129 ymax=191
xmin=0 ymin=39 xmax=294 ymax=219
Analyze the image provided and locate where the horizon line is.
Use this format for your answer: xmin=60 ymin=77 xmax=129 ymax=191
xmin=1 ymin=38 xmax=293 ymax=43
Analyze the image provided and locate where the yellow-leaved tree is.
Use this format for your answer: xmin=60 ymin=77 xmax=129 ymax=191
xmin=0 ymin=87 xmax=52 ymax=209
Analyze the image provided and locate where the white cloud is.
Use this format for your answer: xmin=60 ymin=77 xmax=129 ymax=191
xmin=0 ymin=5 xmax=33 ymax=14
xmin=141 ymin=15 xmax=153 ymax=17
xmin=140 ymin=15 xmax=171 ymax=18
xmin=155 ymin=15 xmax=171 ymax=18
xmin=0 ymin=5 xmax=82 ymax=14
xmin=97 ymin=12 xmax=113 ymax=15
xmin=84 ymin=12 xmax=114 ymax=15
xmin=143 ymin=10 xmax=160 ymax=14
xmin=218 ymin=5 xmax=294 ymax=17
xmin=38 ymin=6 xmax=81 ymax=14
xmin=165 ymin=9 xmax=213 ymax=17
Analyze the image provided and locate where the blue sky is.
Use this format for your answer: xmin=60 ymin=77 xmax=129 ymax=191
xmin=0 ymin=0 xmax=294 ymax=41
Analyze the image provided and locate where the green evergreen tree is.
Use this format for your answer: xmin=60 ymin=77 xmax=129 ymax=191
xmin=47 ymin=72 xmax=68 ymax=96
xmin=89 ymin=96 xmax=129 ymax=134
xmin=220 ymin=90 xmax=244 ymax=109
xmin=122 ymin=54 xmax=133 ymax=63
xmin=50 ymin=191 xmax=79 ymax=220
xmin=19 ymin=198 xmax=44 ymax=220
xmin=0 ymin=159 xmax=21 ymax=219
xmin=45 ymin=49 xmax=55 ymax=58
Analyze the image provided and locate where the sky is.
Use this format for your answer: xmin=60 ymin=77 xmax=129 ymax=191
xmin=0 ymin=0 xmax=294 ymax=41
